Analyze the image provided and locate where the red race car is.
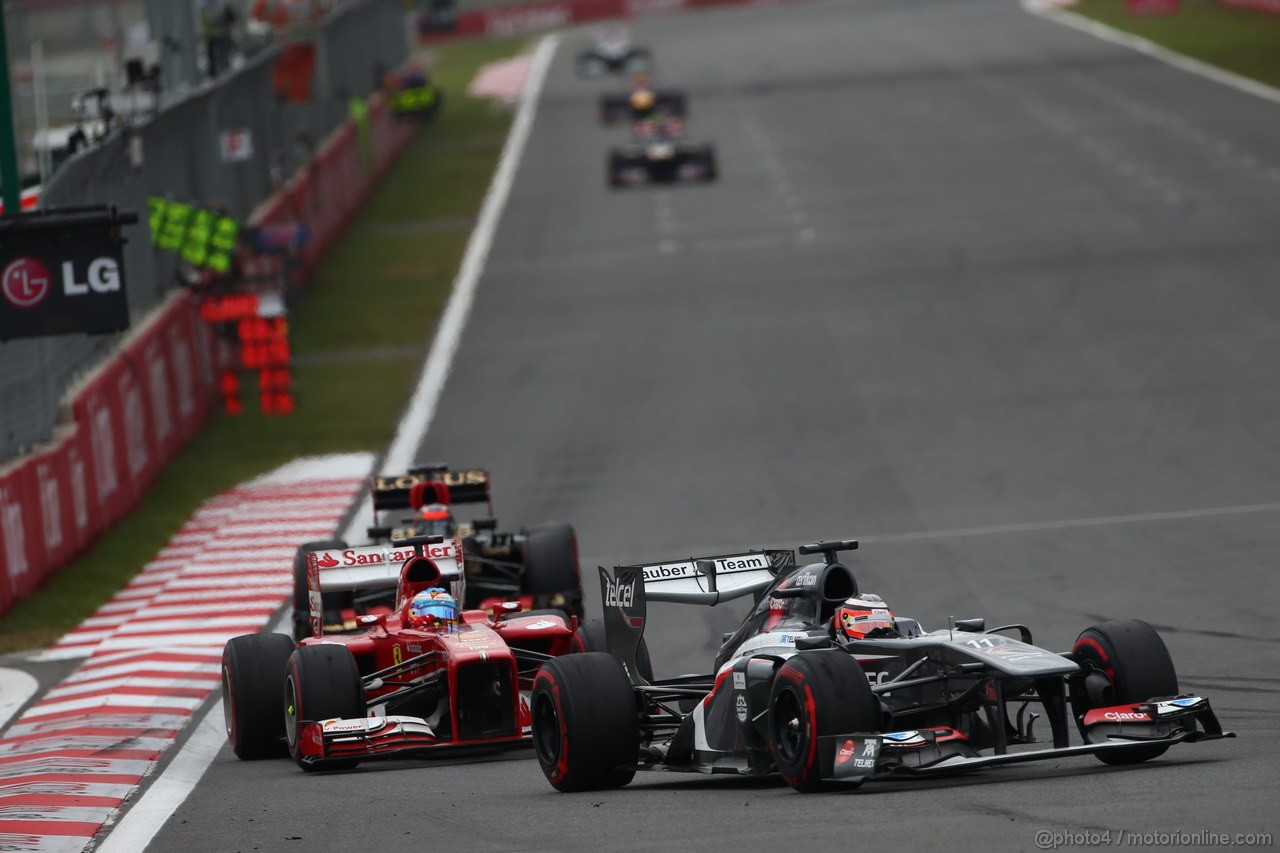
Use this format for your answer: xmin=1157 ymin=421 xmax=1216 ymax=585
xmin=222 ymin=535 xmax=581 ymax=772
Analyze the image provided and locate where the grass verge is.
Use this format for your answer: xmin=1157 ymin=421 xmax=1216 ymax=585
xmin=0 ymin=36 xmax=525 ymax=655
xmin=1068 ymin=0 xmax=1280 ymax=89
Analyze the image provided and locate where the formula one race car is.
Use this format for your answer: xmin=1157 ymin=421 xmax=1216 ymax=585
xmin=224 ymin=535 xmax=600 ymax=771
xmin=608 ymin=127 xmax=717 ymax=188
xmin=576 ymin=29 xmax=652 ymax=77
xmin=600 ymin=89 xmax=686 ymax=125
xmin=289 ymin=465 xmax=583 ymax=641
xmin=531 ymin=539 xmax=1233 ymax=792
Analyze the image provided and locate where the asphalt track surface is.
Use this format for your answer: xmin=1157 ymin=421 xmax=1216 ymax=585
xmin=146 ymin=0 xmax=1279 ymax=849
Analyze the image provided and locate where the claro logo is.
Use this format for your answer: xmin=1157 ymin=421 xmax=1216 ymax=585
xmin=836 ymin=739 xmax=857 ymax=764
xmin=1104 ymin=711 xmax=1151 ymax=722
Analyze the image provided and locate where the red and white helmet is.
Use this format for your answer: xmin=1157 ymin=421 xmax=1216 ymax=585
xmin=835 ymin=593 xmax=895 ymax=640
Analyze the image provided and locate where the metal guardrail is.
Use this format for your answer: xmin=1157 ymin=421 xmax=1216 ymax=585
xmin=0 ymin=0 xmax=408 ymax=462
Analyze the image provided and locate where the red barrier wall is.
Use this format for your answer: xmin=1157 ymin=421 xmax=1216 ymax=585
xmin=424 ymin=0 xmax=792 ymax=41
xmin=0 ymin=292 xmax=217 ymax=616
xmin=0 ymin=88 xmax=420 ymax=618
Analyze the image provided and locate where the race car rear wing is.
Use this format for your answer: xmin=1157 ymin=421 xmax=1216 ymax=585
xmin=305 ymin=537 xmax=464 ymax=636
xmin=599 ymin=549 xmax=793 ymax=684
xmin=370 ymin=466 xmax=491 ymax=512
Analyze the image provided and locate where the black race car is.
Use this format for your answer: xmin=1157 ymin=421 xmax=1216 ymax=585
xmin=600 ymin=90 xmax=686 ymax=125
xmin=608 ymin=122 xmax=717 ymax=188
xmin=290 ymin=465 xmax=583 ymax=641
xmin=531 ymin=539 xmax=1233 ymax=792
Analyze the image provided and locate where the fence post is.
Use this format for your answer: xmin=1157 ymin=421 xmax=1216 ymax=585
xmin=0 ymin=6 xmax=22 ymax=213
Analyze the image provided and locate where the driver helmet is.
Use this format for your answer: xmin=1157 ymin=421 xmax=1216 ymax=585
xmin=835 ymin=593 xmax=895 ymax=640
xmin=419 ymin=503 xmax=450 ymax=523
xmin=407 ymin=588 xmax=458 ymax=631
xmin=629 ymin=89 xmax=655 ymax=112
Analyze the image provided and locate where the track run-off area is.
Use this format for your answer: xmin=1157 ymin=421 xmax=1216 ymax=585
xmin=18 ymin=0 xmax=1280 ymax=849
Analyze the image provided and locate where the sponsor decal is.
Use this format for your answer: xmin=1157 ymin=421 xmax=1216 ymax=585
xmin=792 ymin=571 xmax=817 ymax=588
xmin=525 ymin=619 xmax=559 ymax=630
xmin=392 ymin=644 xmax=402 ymax=665
xmin=2 ymin=257 xmax=51 ymax=307
xmin=836 ymin=739 xmax=857 ymax=764
xmin=1103 ymin=711 xmax=1151 ymax=722
xmin=735 ymin=694 xmax=748 ymax=723
xmin=374 ymin=470 xmax=487 ymax=490
xmin=732 ymin=672 xmax=746 ymax=690
xmin=1 ymin=485 xmax=28 ymax=583
xmin=603 ymin=574 xmax=637 ymax=608
xmin=642 ymin=553 xmax=769 ymax=582
xmin=883 ymin=731 xmax=921 ymax=742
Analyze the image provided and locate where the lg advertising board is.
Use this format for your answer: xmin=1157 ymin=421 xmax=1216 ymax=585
xmin=0 ymin=207 xmax=137 ymax=341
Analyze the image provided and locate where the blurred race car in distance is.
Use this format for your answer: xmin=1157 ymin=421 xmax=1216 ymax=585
xmin=577 ymin=28 xmax=652 ymax=76
xmin=600 ymin=89 xmax=686 ymax=125
xmin=223 ymin=535 xmax=584 ymax=772
xmin=290 ymin=465 xmax=583 ymax=641
xmin=609 ymin=123 xmax=717 ymax=188
xmin=531 ymin=539 xmax=1233 ymax=792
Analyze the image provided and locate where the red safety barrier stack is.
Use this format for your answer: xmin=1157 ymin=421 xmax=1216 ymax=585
xmin=1217 ymin=0 xmax=1280 ymax=12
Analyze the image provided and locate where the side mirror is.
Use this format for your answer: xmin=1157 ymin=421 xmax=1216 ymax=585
xmin=795 ymin=635 xmax=833 ymax=651
xmin=955 ymin=618 xmax=985 ymax=633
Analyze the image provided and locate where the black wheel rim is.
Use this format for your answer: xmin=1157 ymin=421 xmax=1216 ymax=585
xmin=222 ymin=665 xmax=236 ymax=741
xmin=284 ymin=674 xmax=299 ymax=747
xmin=772 ymin=687 xmax=806 ymax=766
xmin=532 ymin=692 xmax=562 ymax=769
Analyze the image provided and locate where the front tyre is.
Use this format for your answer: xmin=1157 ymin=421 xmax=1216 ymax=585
xmin=284 ymin=644 xmax=365 ymax=772
xmin=1072 ymin=619 xmax=1179 ymax=765
xmin=768 ymin=650 xmax=880 ymax=792
xmin=222 ymin=632 xmax=295 ymax=759
xmin=531 ymin=653 xmax=639 ymax=792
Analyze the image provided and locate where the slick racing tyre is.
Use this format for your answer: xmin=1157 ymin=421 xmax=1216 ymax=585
xmin=1072 ymin=619 xmax=1179 ymax=765
xmin=222 ymin=632 xmax=295 ymax=759
xmin=284 ymin=644 xmax=365 ymax=772
xmin=292 ymin=539 xmax=346 ymax=642
xmin=571 ymin=619 xmax=655 ymax=682
xmin=532 ymin=653 xmax=639 ymax=792
xmin=768 ymin=650 xmax=880 ymax=792
xmin=521 ymin=524 xmax=585 ymax=620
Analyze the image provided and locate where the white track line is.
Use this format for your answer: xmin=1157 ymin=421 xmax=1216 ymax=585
xmin=1022 ymin=0 xmax=1280 ymax=105
xmin=859 ymin=501 xmax=1280 ymax=545
xmin=104 ymin=35 xmax=561 ymax=853
xmin=0 ymin=669 xmax=38 ymax=731
xmin=343 ymin=33 xmax=561 ymax=543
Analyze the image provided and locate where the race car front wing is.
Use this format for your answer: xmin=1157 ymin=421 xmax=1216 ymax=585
xmin=819 ymin=694 xmax=1234 ymax=782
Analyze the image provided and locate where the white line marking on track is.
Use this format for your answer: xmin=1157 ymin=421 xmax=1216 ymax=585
xmin=341 ymin=34 xmax=559 ymax=542
xmin=1023 ymin=0 xmax=1280 ymax=106
xmin=0 ymin=668 xmax=38 ymax=731
xmin=858 ymin=501 xmax=1280 ymax=545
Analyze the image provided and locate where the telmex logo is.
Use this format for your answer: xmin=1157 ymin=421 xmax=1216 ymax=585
xmin=603 ymin=576 xmax=636 ymax=608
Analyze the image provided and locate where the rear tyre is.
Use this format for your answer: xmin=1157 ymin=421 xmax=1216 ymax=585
xmin=571 ymin=619 xmax=654 ymax=682
xmin=768 ymin=650 xmax=880 ymax=792
xmin=1072 ymin=619 xmax=1179 ymax=765
xmin=222 ymin=632 xmax=295 ymax=759
xmin=291 ymin=539 xmax=346 ymax=642
xmin=521 ymin=524 xmax=584 ymax=620
xmin=284 ymin=644 xmax=365 ymax=772
xmin=532 ymin=653 xmax=639 ymax=792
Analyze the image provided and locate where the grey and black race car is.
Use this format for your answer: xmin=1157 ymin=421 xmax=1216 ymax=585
xmin=530 ymin=539 xmax=1233 ymax=792
xmin=290 ymin=465 xmax=583 ymax=641
xmin=577 ymin=31 xmax=652 ymax=77
xmin=608 ymin=120 xmax=716 ymax=188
